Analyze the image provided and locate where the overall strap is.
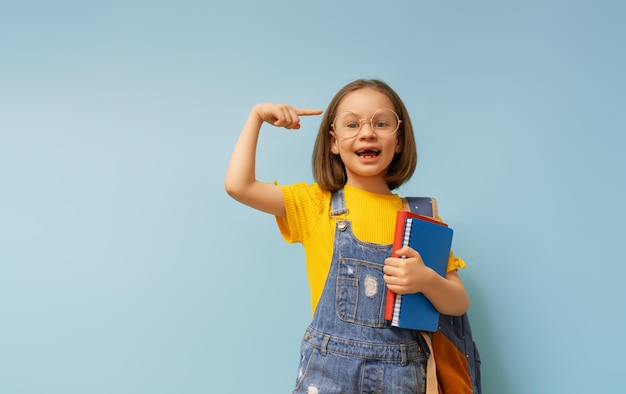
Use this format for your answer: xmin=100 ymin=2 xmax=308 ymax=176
xmin=330 ymin=188 xmax=348 ymax=217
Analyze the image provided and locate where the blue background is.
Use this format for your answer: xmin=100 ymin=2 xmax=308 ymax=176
xmin=2 ymin=1 xmax=625 ymax=393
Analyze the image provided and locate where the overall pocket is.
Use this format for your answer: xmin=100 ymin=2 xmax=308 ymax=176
xmin=335 ymin=257 xmax=387 ymax=327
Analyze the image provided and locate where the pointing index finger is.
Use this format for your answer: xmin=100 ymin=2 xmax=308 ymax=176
xmin=294 ymin=108 xmax=323 ymax=117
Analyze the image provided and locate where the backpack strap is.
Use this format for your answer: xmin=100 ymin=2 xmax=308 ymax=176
xmin=404 ymin=196 xmax=482 ymax=394
xmin=402 ymin=196 xmax=439 ymax=394
xmin=402 ymin=197 xmax=437 ymax=219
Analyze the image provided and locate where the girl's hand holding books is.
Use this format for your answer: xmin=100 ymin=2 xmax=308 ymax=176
xmin=383 ymin=246 xmax=437 ymax=295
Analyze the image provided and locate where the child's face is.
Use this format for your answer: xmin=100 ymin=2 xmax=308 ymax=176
xmin=330 ymin=88 xmax=401 ymax=192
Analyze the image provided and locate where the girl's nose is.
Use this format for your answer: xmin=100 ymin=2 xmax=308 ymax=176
xmin=358 ymin=120 xmax=376 ymax=137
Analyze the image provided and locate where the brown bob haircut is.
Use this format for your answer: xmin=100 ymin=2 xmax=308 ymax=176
xmin=312 ymin=79 xmax=418 ymax=192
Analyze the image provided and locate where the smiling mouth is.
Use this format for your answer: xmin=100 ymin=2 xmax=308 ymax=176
xmin=356 ymin=149 xmax=380 ymax=158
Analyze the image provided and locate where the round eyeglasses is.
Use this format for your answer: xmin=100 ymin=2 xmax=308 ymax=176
xmin=331 ymin=108 xmax=401 ymax=139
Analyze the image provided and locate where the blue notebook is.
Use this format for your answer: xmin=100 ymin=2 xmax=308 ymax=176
xmin=385 ymin=210 xmax=453 ymax=331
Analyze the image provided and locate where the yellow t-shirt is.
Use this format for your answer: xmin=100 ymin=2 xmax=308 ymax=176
xmin=276 ymin=183 xmax=465 ymax=314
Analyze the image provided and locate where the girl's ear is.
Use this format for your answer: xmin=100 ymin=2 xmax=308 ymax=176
xmin=395 ymin=136 xmax=402 ymax=153
xmin=330 ymin=134 xmax=340 ymax=154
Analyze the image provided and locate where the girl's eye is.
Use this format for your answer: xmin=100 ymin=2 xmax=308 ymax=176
xmin=345 ymin=122 xmax=359 ymax=129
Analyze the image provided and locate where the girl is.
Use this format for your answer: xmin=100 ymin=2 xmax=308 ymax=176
xmin=225 ymin=79 xmax=469 ymax=393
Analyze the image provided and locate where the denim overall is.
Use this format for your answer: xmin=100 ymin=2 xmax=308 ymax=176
xmin=292 ymin=189 xmax=428 ymax=394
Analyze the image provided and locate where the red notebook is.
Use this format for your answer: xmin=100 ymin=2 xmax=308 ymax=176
xmin=384 ymin=210 xmax=453 ymax=331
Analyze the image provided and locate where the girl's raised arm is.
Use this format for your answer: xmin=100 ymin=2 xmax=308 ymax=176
xmin=224 ymin=103 xmax=322 ymax=217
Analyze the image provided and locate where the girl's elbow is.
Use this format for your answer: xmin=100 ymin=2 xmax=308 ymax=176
xmin=438 ymin=296 xmax=470 ymax=316
xmin=224 ymin=179 xmax=243 ymax=200
xmin=454 ymin=301 xmax=470 ymax=316
xmin=450 ymin=297 xmax=470 ymax=316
